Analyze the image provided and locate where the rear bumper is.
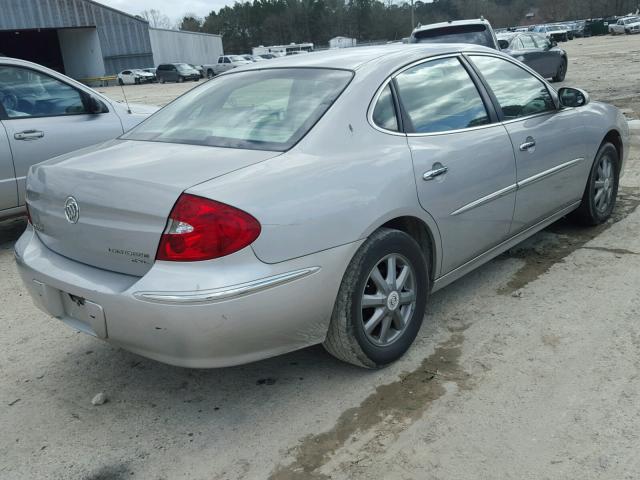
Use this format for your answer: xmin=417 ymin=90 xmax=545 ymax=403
xmin=14 ymin=226 xmax=360 ymax=367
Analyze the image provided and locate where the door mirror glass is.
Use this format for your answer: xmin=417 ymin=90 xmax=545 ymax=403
xmin=558 ymin=87 xmax=589 ymax=107
xmin=498 ymin=39 xmax=509 ymax=50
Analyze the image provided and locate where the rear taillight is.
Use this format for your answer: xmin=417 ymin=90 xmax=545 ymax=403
xmin=156 ymin=194 xmax=261 ymax=262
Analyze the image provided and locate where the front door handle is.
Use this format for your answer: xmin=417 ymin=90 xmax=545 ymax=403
xmin=423 ymin=165 xmax=448 ymax=181
xmin=519 ymin=137 xmax=536 ymax=151
xmin=14 ymin=130 xmax=45 ymax=141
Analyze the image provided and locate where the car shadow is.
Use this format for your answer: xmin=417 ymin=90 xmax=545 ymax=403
xmin=0 ymin=216 xmax=27 ymax=250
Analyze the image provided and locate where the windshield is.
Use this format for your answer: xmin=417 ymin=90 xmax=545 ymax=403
xmin=412 ymin=24 xmax=494 ymax=47
xmin=625 ymin=18 xmax=638 ymax=24
xmin=123 ymin=68 xmax=353 ymax=151
xmin=229 ymin=55 xmax=248 ymax=62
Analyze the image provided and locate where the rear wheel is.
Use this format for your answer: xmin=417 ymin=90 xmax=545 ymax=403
xmin=118 ymin=78 xmax=124 ymax=86
xmin=178 ymin=76 xmax=184 ymax=83
xmin=160 ymin=77 xmax=165 ymax=84
xmin=207 ymin=69 xmax=214 ymax=79
xmin=553 ymin=58 xmax=567 ymax=82
xmin=323 ymin=228 xmax=429 ymax=368
xmin=572 ymin=142 xmax=619 ymax=225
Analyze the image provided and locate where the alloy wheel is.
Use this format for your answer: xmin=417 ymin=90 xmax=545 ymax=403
xmin=594 ymin=153 xmax=614 ymax=213
xmin=360 ymin=254 xmax=416 ymax=346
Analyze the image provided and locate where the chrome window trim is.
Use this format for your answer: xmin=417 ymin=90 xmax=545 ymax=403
xmin=133 ymin=267 xmax=320 ymax=304
xmin=368 ymin=52 xmax=497 ymax=137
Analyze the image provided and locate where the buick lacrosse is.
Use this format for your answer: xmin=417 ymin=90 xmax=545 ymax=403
xmin=15 ymin=44 xmax=628 ymax=368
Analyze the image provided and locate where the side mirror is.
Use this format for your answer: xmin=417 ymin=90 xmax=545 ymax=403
xmin=498 ymin=39 xmax=509 ymax=49
xmin=86 ymin=95 xmax=107 ymax=114
xmin=558 ymin=87 xmax=590 ymax=108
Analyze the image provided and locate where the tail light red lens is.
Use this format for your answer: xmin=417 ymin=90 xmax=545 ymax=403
xmin=156 ymin=194 xmax=261 ymax=262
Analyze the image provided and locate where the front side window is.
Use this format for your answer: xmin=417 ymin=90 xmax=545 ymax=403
xmin=394 ymin=57 xmax=489 ymax=134
xmin=124 ymin=68 xmax=353 ymax=151
xmin=372 ymin=84 xmax=398 ymax=131
xmin=0 ymin=66 xmax=86 ymax=118
xmin=470 ymin=55 xmax=555 ymax=120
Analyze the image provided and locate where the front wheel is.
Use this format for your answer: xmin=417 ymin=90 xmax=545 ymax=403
xmin=207 ymin=69 xmax=214 ymax=79
xmin=572 ymin=142 xmax=619 ymax=225
xmin=117 ymin=78 xmax=124 ymax=86
xmin=323 ymin=228 xmax=429 ymax=368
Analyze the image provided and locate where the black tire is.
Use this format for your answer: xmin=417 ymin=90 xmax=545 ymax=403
xmin=178 ymin=76 xmax=184 ymax=83
xmin=553 ymin=58 xmax=567 ymax=82
xmin=207 ymin=69 xmax=214 ymax=79
xmin=160 ymin=77 xmax=165 ymax=84
xmin=572 ymin=142 xmax=619 ymax=225
xmin=118 ymin=78 xmax=124 ymax=86
xmin=134 ymin=77 xmax=140 ymax=85
xmin=323 ymin=228 xmax=429 ymax=368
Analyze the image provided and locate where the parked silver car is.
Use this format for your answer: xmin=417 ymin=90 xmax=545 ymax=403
xmin=15 ymin=45 xmax=629 ymax=368
xmin=0 ymin=57 xmax=157 ymax=219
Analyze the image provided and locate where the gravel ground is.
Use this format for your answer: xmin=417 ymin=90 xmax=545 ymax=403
xmin=2 ymin=34 xmax=640 ymax=480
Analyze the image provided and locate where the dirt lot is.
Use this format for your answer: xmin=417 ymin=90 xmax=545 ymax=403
xmin=2 ymin=34 xmax=640 ymax=480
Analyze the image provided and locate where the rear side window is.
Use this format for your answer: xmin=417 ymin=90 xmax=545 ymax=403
xmin=124 ymin=68 xmax=353 ymax=151
xmin=394 ymin=57 xmax=489 ymax=134
xmin=372 ymin=84 xmax=399 ymax=131
xmin=470 ymin=55 xmax=555 ymax=120
xmin=412 ymin=24 xmax=494 ymax=48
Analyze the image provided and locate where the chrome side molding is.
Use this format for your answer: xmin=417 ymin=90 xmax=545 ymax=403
xmin=134 ymin=267 xmax=321 ymax=305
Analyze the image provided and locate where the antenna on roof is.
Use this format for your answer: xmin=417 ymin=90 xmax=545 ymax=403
xmin=119 ymin=81 xmax=132 ymax=114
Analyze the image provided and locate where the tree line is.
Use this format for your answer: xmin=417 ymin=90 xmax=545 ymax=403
xmin=172 ymin=0 xmax=639 ymax=54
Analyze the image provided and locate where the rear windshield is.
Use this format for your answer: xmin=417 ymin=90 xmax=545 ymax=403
xmin=123 ymin=68 xmax=353 ymax=151
xmin=412 ymin=24 xmax=494 ymax=48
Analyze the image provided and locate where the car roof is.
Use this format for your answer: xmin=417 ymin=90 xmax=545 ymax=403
xmin=412 ymin=18 xmax=491 ymax=34
xmin=232 ymin=43 xmax=497 ymax=73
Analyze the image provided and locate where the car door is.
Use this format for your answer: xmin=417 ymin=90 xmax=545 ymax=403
xmin=530 ymin=35 xmax=561 ymax=78
xmin=392 ymin=56 xmax=517 ymax=274
xmin=122 ymin=70 xmax=134 ymax=84
xmin=0 ymin=64 xmax=124 ymax=206
xmin=468 ymin=54 xmax=586 ymax=232
xmin=0 ymin=120 xmax=17 ymax=212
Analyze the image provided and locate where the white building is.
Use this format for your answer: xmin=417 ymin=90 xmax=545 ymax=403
xmin=329 ymin=36 xmax=357 ymax=49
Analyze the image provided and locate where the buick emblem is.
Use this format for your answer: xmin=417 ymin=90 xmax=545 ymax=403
xmin=64 ymin=196 xmax=80 ymax=224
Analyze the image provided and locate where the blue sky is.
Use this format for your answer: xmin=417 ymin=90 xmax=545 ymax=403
xmin=99 ymin=0 xmax=222 ymax=22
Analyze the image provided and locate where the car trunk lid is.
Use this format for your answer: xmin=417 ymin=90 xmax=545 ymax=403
xmin=27 ymin=139 xmax=279 ymax=276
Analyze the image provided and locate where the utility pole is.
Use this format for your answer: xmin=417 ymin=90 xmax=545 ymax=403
xmin=410 ymin=0 xmax=415 ymax=30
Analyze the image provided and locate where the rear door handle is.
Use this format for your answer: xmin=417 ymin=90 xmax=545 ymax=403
xmin=519 ymin=138 xmax=536 ymax=151
xmin=14 ymin=130 xmax=45 ymax=141
xmin=423 ymin=166 xmax=448 ymax=181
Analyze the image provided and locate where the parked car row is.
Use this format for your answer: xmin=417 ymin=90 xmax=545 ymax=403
xmin=609 ymin=16 xmax=640 ymax=34
xmin=410 ymin=19 xmax=568 ymax=82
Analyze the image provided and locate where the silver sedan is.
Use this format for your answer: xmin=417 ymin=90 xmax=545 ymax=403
xmin=15 ymin=44 xmax=629 ymax=368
